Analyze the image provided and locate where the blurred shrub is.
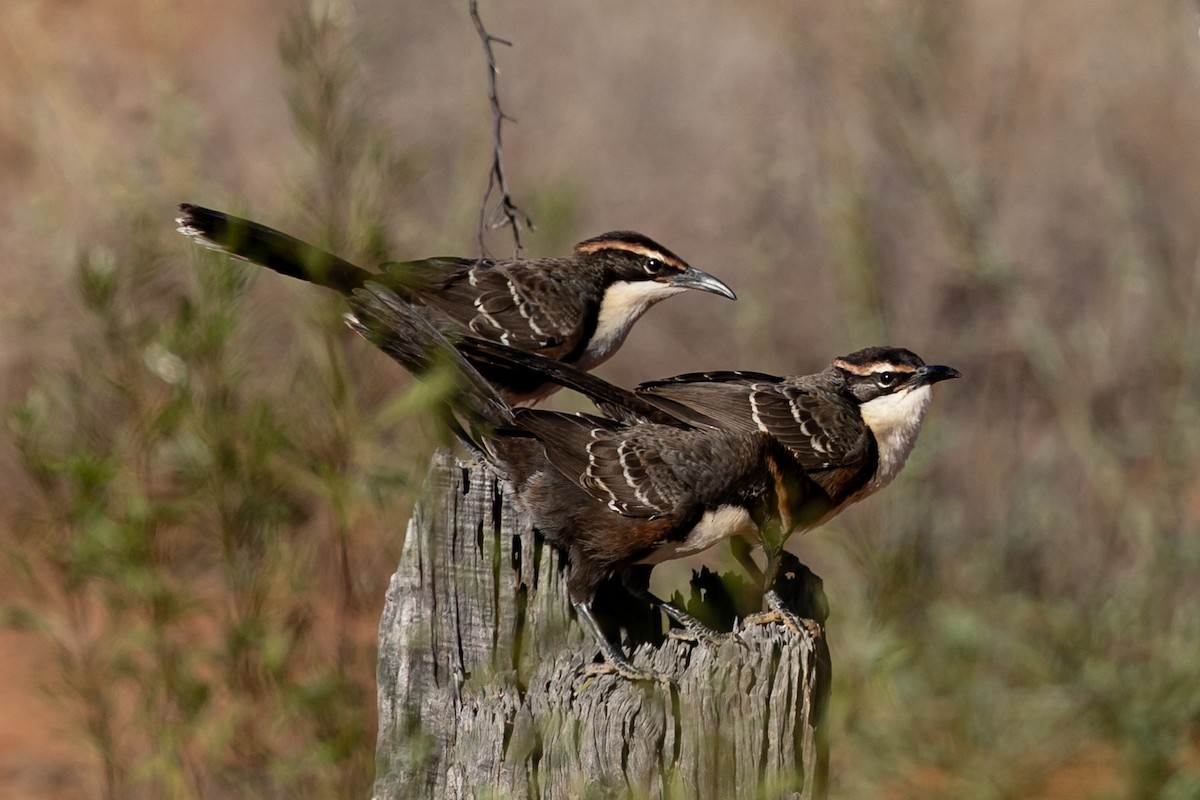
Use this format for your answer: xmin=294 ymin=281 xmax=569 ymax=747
xmin=4 ymin=228 xmax=426 ymax=798
xmin=782 ymin=3 xmax=1200 ymax=797
xmin=1 ymin=2 xmax=430 ymax=797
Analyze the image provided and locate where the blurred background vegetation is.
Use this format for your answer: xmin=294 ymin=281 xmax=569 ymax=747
xmin=2 ymin=0 xmax=1199 ymax=797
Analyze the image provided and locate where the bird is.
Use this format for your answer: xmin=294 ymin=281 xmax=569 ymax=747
xmin=344 ymin=282 xmax=960 ymax=679
xmin=175 ymin=203 xmax=736 ymax=404
xmin=458 ymin=338 xmax=961 ymax=622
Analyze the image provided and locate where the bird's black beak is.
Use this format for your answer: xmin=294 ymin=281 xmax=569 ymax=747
xmin=667 ymin=266 xmax=737 ymax=300
xmin=912 ymin=364 xmax=962 ymax=386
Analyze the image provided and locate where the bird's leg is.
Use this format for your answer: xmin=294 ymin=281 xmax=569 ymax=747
xmin=573 ymin=600 xmax=666 ymax=683
xmin=742 ymin=548 xmax=822 ymax=638
xmin=730 ymin=536 xmax=765 ymax=586
xmin=743 ymin=546 xmax=789 ymax=630
xmin=747 ymin=587 xmax=823 ymax=639
xmin=619 ymin=566 xmax=731 ymax=646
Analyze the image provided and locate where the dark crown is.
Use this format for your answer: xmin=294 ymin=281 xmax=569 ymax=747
xmin=573 ymin=231 xmax=689 ymax=272
xmin=832 ymin=346 xmax=925 ymax=376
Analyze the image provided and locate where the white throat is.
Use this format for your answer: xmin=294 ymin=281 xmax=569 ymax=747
xmin=581 ymin=280 xmax=686 ymax=369
xmin=857 ymin=384 xmax=933 ymax=494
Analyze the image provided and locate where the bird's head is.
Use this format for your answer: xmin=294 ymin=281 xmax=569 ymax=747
xmin=573 ymin=231 xmax=736 ymax=301
xmin=832 ymin=346 xmax=961 ymax=406
xmin=830 ymin=346 xmax=960 ymax=489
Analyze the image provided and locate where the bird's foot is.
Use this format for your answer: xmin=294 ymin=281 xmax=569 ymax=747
xmin=667 ymin=626 xmax=720 ymax=646
xmin=573 ymin=600 xmax=670 ymax=683
xmin=667 ymin=622 xmax=745 ymax=650
xmin=743 ymin=591 xmax=822 ymax=639
xmin=652 ymin=598 xmax=745 ymax=649
xmin=583 ymin=658 xmax=670 ymax=684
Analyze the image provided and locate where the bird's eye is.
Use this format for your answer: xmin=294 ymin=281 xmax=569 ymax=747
xmin=644 ymin=258 xmax=663 ymax=274
xmin=876 ymin=372 xmax=898 ymax=388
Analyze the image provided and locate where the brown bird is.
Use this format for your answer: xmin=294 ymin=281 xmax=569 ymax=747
xmin=460 ymin=337 xmax=961 ymax=624
xmin=347 ymin=283 xmax=960 ymax=679
xmin=175 ymin=203 xmax=735 ymax=404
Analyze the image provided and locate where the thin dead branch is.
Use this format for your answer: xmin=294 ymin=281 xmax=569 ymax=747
xmin=469 ymin=0 xmax=533 ymax=256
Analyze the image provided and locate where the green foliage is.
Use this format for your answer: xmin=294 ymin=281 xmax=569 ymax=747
xmin=798 ymin=6 xmax=1200 ymax=795
xmin=6 ymin=233 xmax=423 ymax=798
xmin=1 ymin=2 xmax=433 ymax=797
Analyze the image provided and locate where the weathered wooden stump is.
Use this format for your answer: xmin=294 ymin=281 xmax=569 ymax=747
xmin=375 ymin=452 xmax=830 ymax=799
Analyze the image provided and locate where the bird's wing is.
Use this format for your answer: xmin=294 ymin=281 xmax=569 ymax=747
xmin=457 ymin=337 xmax=690 ymax=426
xmin=402 ymin=261 xmax=588 ymax=356
xmin=640 ymin=370 xmax=787 ymax=387
xmin=636 ymin=373 xmax=776 ymax=432
xmin=632 ymin=371 xmax=784 ymax=429
xmin=377 ymin=257 xmax=478 ymax=293
xmin=515 ymin=411 xmax=710 ymax=517
xmin=637 ymin=376 xmax=872 ymax=494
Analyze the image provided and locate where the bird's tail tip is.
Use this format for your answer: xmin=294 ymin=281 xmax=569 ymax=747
xmin=174 ymin=203 xmax=223 ymax=246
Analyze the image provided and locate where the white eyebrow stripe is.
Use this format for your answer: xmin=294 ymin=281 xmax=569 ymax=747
xmin=573 ymin=240 xmax=677 ymax=266
xmin=833 ymin=358 xmax=919 ymax=377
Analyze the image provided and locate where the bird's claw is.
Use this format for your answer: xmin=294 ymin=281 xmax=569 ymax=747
xmin=583 ymin=660 xmax=670 ymax=684
xmin=667 ymin=625 xmax=746 ymax=650
xmin=667 ymin=627 xmax=721 ymax=646
xmin=744 ymin=597 xmax=820 ymax=642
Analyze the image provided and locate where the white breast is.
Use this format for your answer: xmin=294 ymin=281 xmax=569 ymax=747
xmin=580 ymin=280 xmax=686 ymax=369
xmin=636 ymin=504 xmax=754 ymax=565
xmin=857 ymin=384 xmax=933 ymax=495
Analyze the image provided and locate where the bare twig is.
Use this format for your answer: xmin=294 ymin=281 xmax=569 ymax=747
xmin=469 ymin=0 xmax=533 ymax=256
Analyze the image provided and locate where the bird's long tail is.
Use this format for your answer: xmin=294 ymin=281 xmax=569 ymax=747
xmin=344 ymin=283 xmax=515 ymax=439
xmin=457 ymin=337 xmax=702 ymax=428
xmin=176 ymin=203 xmax=372 ymax=292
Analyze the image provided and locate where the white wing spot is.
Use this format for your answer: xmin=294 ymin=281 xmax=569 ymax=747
xmin=585 ymin=432 xmax=622 ymax=511
xmin=749 ymin=386 xmax=771 ymax=434
xmin=507 ymin=279 xmax=549 ymax=338
xmin=789 ymin=396 xmax=807 ymax=425
xmin=618 ymin=440 xmax=657 ymax=511
xmin=472 ymin=295 xmax=506 ymax=336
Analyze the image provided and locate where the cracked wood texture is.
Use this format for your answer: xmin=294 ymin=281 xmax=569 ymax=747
xmin=375 ymin=452 xmax=829 ymax=799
